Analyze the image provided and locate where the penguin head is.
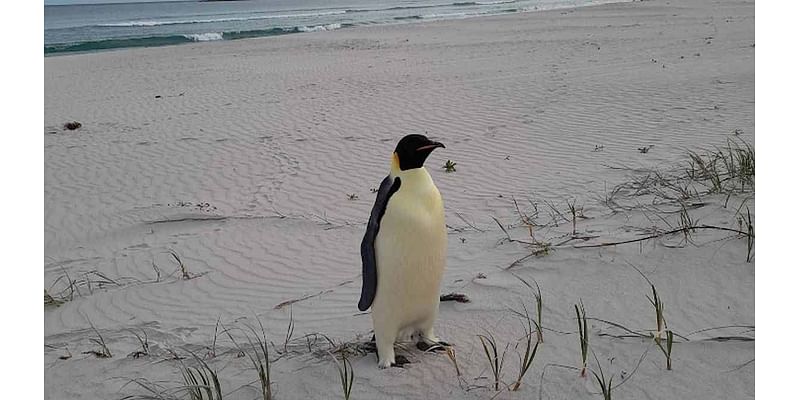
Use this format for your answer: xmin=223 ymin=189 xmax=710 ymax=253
xmin=394 ymin=134 xmax=446 ymax=171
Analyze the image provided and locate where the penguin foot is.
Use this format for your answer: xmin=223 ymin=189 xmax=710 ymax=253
xmin=362 ymin=341 xmax=377 ymax=353
xmin=416 ymin=340 xmax=451 ymax=352
xmin=391 ymin=355 xmax=410 ymax=368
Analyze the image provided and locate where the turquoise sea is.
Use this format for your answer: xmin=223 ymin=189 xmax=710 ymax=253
xmin=45 ymin=0 xmax=614 ymax=54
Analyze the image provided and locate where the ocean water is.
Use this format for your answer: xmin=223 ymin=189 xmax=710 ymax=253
xmin=45 ymin=0 xmax=612 ymax=54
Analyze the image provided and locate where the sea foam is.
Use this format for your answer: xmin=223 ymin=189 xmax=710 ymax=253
xmin=298 ymin=23 xmax=343 ymax=32
xmin=183 ymin=33 xmax=224 ymax=42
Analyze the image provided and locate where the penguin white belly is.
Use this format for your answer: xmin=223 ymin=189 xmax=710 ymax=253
xmin=372 ymin=177 xmax=446 ymax=366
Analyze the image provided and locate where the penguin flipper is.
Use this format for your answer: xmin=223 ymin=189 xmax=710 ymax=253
xmin=359 ymin=175 xmax=401 ymax=311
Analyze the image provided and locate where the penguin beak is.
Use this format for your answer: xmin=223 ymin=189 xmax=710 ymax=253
xmin=416 ymin=141 xmax=445 ymax=152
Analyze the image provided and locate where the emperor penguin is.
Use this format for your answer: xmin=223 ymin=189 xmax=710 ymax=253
xmin=359 ymin=133 xmax=448 ymax=368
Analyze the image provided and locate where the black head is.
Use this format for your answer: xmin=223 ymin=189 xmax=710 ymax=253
xmin=394 ymin=134 xmax=445 ymax=171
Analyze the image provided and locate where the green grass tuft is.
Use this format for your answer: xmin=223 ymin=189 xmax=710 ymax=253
xmin=224 ymin=318 xmax=273 ymax=400
xmin=180 ymin=353 xmax=223 ymax=400
xmin=329 ymin=351 xmax=355 ymax=400
xmin=591 ymin=360 xmax=613 ymax=400
xmin=511 ymin=306 xmax=540 ymax=391
xmin=575 ymin=301 xmax=589 ymax=377
xmin=647 ymin=284 xmax=667 ymax=344
xmin=477 ymin=331 xmax=508 ymax=391
xmin=83 ymin=319 xmax=112 ymax=358
xmin=655 ymin=330 xmax=674 ymax=370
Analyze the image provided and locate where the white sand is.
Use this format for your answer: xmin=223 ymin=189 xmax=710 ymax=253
xmin=45 ymin=0 xmax=754 ymax=398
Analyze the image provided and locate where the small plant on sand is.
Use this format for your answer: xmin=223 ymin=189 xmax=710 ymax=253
xmin=44 ymin=289 xmax=64 ymax=307
xmin=180 ymin=353 xmax=223 ymax=400
xmin=511 ymin=306 xmax=540 ymax=391
xmin=477 ymin=331 xmax=508 ymax=391
xmin=83 ymin=319 xmax=112 ymax=358
xmin=225 ymin=319 xmax=273 ymax=400
xmin=687 ymin=150 xmax=722 ymax=192
xmin=128 ymin=328 xmax=150 ymax=358
xmin=533 ymin=241 xmax=553 ymax=256
xmin=677 ymin=202 xmax=696 ymax=244
xmin=655 ymin=330 xmax=674 ymax=370
xmin=533 ymin=289 xmax=544 ymax=343
xmin=329 ymin=351 xmax=355 ymax=400
xmin=719 ymin=139 xmax=755 ymax=190
xmin=443 ymin=160 xmax=457 ymax=173
xmin=738 ymin=206 xmax=754 ymax=262
xmin=575 ymin=301 xmax=589 ymax=377
xmin=207 ymin=317 xmax=221 ymax=358
xmin=286 ymin=309 xmax=295 ymax=353
xmin=566 ymin=198 xmax=583 ymax=236
xmin=347 ymin=193 xmax=359 ymax=201
xmin=746 ymin=207 xmax=754 ymax=262
xmin=686 ymin=138 xmax=754 ymax=194
xmin=591 ymin=352 xmax=613 ymax=400
xmin=515 ymin=275 xmax=544 ymax=343
xmin=170 ymin=250 xmax=192 ymax=280
xmin=122 ymin=352 xmax=223 ymax=400
xmin=647 ymin=284 xmax=667 ymax=344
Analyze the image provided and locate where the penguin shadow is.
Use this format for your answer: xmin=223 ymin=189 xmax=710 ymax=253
xmin=363 ymin=334 xmax=452 ymax=368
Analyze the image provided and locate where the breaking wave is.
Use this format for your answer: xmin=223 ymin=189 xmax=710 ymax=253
xmin=97 ymin=10 xmax=348 ymax=28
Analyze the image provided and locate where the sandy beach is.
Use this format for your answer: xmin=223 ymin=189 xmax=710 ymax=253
xmin=44 ymin=0 xmax=754 ymax=398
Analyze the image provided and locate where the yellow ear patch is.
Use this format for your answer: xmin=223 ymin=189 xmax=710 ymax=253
xmin=391 ymin=152 xmax=401 ymax=175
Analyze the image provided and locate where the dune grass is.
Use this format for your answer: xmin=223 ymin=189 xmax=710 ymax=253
xmin=45 ymin=249 xmax=208 ymax=307
xmin=223 ymin=319 xmax=273 ymax=400
xmin=511 ymin=306 xmax=540 ymax=391
xmin=128 ymin=328 xmax=150 ymax=358
xmin=121 ymin=351 xmax=223 ymax=400
xmin=181 ymin=353 xmax=223 ymax=400
xmin=739 ymin=205 xmax=755 ymax=262
xmin=170 ymin=250 xmax=193 ymax=280
xmin=677 ymin=202 xmax=696 ymax=244
xmin=283 ymin=307 xmax=295 ymax=355
xmin=84 ymin=319 xmax=112 ymax=358
xmin=566 ymin=198 xmax=584 ymax=237
xmin=329 ymin=351 xmax=355 ymax=400
xmin=575 ymin=301 xmax=589 ymax=377
xmin=514 ymin=275 xmax=544 ymax=343
xmin=207 ymin=317 xmax=221 ymax=359
xmin=44 ymin=289 xmax=64 ymax=307
xmin=686 ymin=138 xmax=754 ymax=194
xmin=601 ymin=138 xmax=754 ymax=219
xmin=647 ymin=284 xmax=675 ymax=370
xmin=477 ymin=331 xmax=508 ymax=391
xmin=655 ymin=330 xmax=674 ymax=370
xmin=647 ymin=284 xmax=667 ymax=345
xmin=45 ymin=269 xmax=132 ymax=306
xmin=591 ymin=352 xmax=613 ymax=400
